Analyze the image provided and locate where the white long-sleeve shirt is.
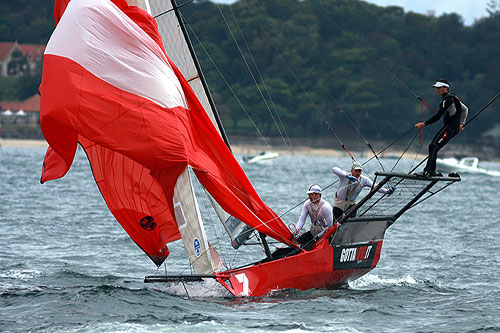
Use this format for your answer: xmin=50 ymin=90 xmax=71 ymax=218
xmin=332 ymin=167 xmax=387 ymax=201
xmin=296 ymin=198 xmax=333 ymax=231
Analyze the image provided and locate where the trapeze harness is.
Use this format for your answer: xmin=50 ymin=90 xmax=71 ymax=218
xmin=334 ymin=179 xmax=360 ymax=214
xmin=307 ymin=200 xmax=329 ymax=236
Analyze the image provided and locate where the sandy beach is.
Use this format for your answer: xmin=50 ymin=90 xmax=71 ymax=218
xmin=0 ymin=138 xmax=347 ymax=156
xmin=1 ymin=138 xmax=48 ymax=148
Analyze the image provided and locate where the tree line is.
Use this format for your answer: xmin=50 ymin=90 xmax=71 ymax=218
xmin=1 ymin=0 xmax=499 ymax=143
xmin=181 ymin=0 xmax=500 ymax=144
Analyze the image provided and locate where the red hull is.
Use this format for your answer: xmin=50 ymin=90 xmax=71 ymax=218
xmin=216 ymin=239 xmax=383 ymax=297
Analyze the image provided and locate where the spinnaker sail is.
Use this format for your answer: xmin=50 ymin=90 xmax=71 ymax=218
xmin=40 ymin=0 xmax=295 ymax=267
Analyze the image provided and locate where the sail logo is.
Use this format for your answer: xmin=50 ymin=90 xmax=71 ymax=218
xmin=193 ymin=238 xmax=201 ymax=257
xmin=139 ymin=216 xmax=157 ymax=231
xmin=333 ymin=243 xmax=377 ymax=270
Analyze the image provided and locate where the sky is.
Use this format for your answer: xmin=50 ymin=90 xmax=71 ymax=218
xmin=214 ymin=0 xmax=491 ymax=26
xmin=363 ymin=0 xmax=489 ymax=26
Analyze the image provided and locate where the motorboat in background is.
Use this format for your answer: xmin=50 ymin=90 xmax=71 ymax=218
xmin=437 ymin=157 xmax=500 ymax=176
xmin=242 ymin=151 xmax=279 ymax=164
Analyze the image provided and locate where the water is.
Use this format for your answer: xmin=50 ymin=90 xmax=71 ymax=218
xmin=1 ymin=146 xmax=500 ymax=332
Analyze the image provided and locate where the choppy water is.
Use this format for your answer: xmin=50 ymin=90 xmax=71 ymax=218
xmin=1 ymin=145 xmax=500 ymax=332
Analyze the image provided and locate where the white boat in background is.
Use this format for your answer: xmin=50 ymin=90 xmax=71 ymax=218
xmin=242 ymin=151 xmax=279 ymax=164
xmin=437 ymin=157 xmax=500 ymax=176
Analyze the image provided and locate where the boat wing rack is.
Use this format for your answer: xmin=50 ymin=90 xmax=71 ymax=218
xmin=337 ymin=171 xmax=461 ymax=226
xmin=144 ymin=172 xmax=460 ymax=285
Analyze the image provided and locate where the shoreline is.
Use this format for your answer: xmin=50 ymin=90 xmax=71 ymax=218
xmin=0 ymin=138 xmax=425 ymax=159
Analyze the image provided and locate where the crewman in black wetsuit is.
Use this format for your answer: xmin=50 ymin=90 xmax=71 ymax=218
xmin=414 ymin=78 xmax=466 ymax=177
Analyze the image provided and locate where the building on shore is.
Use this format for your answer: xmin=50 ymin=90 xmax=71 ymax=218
xmin=0 ymin=94 xmax=42 ymax=139
xmin=0 ymin=42 xmax=45 ymax=77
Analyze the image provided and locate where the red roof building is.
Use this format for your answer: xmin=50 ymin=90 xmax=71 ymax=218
xmin=0 ymin=42 xmax=45 ymax=77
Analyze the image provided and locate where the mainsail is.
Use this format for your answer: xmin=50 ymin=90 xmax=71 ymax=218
xmin=129 ymin=0 xmax=216 ymax=274
xmin=147 ymin=0 xmax=253 ymax=251
xmin=40 ymin=0 xmax=295 ymax=267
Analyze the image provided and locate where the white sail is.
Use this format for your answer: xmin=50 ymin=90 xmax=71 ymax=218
xmin=173 ymin=170 xmax=215 ymax=274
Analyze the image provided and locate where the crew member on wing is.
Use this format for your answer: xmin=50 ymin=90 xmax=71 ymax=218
xmin=414 ymin=78 xmax=467 ymax=177
xmin=332 ymin=162 xmax=395 ymax=222
xmin=294 ymin=185 xmax=334 ymax=245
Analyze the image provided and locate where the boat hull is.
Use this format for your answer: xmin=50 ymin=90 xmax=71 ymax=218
xmin=216 ymin=239 xmax=382 ymax=297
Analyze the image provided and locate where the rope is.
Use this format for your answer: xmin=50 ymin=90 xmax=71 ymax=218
xmin=218 ymin=4 xmax=307 ymax=179
xmin=390 ymin=131 xmax=419 ymax=172
xmin=244 ymin=1 xmax=352 ymax=159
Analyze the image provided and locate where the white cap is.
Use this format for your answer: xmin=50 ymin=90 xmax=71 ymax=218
xmin=432 ymin=81 xmax=449 ymax=88
xmin=351 ymin=162 xmax=363 ymax=171
xmin=307 ymin=185 xmax=322 ymax=194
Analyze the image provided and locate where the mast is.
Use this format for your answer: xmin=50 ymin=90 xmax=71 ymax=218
xmin=135 ymin=0 xmax=219 ymax=274
xmin=170 ymin=0 xmax=231 ymax=148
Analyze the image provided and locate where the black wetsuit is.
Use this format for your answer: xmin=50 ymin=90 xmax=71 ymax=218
xmin=423 ymin=92 xmax=463 ymax=174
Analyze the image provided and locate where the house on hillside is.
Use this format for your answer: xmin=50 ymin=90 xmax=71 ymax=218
xmin=0 ymin=42 xmax=45 ymax=77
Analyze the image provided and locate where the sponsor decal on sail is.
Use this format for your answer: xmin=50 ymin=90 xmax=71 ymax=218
xmin=140 ymin=216 xmax=157 ymax=231
xmin=193 ymin=238 xmax=201 ymax=257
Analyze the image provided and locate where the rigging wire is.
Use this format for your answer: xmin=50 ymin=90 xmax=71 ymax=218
xmin=253 ymin=0 xmax=388 ymax=170
xmin=361 ymin=126 xmax=414 ymax=166
xmin=241 ymin=1 xmax=348 ymax=155
xmin=389 ymin=130 xmax=419 ymax=172
xmin=214 ymin=4 xmax=308 ymax=178
xmin=224 ymin=6 xmax=302 ymax=162
xmin=221 ymin=5 xmax=291 ymax=147
xmin=463 ymin=92 xmax=500 ymax=128
xmin=183 ymin=23 xmax=272 ymax=147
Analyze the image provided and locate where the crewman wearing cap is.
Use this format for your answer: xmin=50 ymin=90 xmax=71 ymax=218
xmin=332 ymin=162 xmax=395 ymax=222
xmin=414 ymin=78 xmax=467 ymax=177
xmin=294 ymin=184 xmax=334 ymax=244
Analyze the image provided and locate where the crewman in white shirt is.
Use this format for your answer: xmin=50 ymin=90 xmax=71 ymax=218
xmin=332 ymin=162 xmax=395 ymax=222
xmin=295 ymin=184 xmax=334 ymax=244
